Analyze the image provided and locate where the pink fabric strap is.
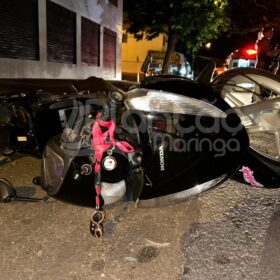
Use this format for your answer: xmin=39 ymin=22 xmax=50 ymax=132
xmin=92 ymin=113 xmax=135 ymax=208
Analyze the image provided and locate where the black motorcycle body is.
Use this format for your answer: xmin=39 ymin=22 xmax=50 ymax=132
xmin=0 ymin=74 xmax=278 ymax=208
xmin=40 ymin=77 xmax=250 ymax=207
xmin=0 ymin=77 xmax=117 ymax=157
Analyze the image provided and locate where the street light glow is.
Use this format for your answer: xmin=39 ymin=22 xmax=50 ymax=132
xmin=205 ymin=42 xmax=211 ymax=49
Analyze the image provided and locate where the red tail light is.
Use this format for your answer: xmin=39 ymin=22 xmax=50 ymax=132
xmin=245 ymin=49 xmax=257 ymax=56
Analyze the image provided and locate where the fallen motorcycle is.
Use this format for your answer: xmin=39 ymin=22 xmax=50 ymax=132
xmin=0 ymin=69 xmax=279 ymax=237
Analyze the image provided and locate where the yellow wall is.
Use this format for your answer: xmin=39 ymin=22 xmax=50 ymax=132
xmin=122 ymin=33 xmax=168 ymax=75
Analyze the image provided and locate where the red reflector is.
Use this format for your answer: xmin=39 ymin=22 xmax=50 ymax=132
xmin=152 ymin=119 xmax=167 ymax=130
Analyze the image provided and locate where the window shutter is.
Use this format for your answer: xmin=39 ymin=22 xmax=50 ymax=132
xmin=103 ymin=28 xmax=117 ymax=74
xmin=47 ymin=0 xmax=76 ymax=64
xmin=0 ymin=0 xmax=39 ymax=60
xmin=81 ymin=17 xmax=100 ymax=66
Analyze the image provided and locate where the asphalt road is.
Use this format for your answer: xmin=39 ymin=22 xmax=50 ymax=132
xmin=0 ymin=156 xmax=279 ymax=280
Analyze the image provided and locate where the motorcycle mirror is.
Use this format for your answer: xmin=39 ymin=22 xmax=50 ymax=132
xmin=0 ymin=178 xmax=16 ymax=202
xmin=196 ymin=60 xmax=216 ymax=84
xmin=0 ymin=177 xmax=49 ymax=203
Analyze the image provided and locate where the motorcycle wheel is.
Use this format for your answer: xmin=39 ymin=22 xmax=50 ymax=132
xmin=212 ymin=68 xmax=280 ymax=165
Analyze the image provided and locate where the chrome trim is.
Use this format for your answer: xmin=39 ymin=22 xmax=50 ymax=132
xmin=138 ymin=174 xmax=227 ymax=208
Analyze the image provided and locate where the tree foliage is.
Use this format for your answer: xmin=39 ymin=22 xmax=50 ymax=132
xmin=125 ymin=0 xmax=230 ymax=73
xmin=227 ymin=0 xmax=280 ymax=33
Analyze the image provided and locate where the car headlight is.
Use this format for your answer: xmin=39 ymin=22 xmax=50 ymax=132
xmin=126 ymin=89 xmax=227 ymax=118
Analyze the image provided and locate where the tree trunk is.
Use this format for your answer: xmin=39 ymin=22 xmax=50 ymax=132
xmin=162 ymin=32 xmax=177 ymax=74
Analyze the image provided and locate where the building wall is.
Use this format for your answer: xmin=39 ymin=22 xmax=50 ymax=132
xmin=122 ymin=33 xmax=167 ymax=80
xmin=0 ymin=0 xmax=123 ymax=79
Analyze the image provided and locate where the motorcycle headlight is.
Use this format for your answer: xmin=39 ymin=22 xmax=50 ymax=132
xmin=126 ymin=89 xmax=226 ymax=118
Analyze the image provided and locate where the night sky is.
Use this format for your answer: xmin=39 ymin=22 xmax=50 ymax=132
xmin=123 ymin=0 xmax=280 ymax=61
xmin=197 ymin=32 xmax=258 ymax=59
